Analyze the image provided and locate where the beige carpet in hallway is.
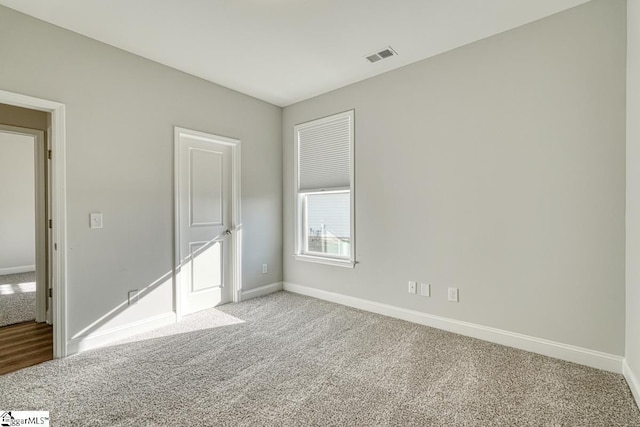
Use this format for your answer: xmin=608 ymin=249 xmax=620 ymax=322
xmin=0 ymin=272 xmax=36 ymax=327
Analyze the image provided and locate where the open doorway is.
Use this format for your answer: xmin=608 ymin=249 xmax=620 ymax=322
xmin=0 ymin=90 xmax=67 ymax=362
xmin=0 ymin=104 xmax=53 ymax=373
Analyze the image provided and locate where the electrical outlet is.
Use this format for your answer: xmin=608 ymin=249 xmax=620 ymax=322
xmin=419 ymin=283 xmax=430 ymax=297
xmin=262 ymin=264 xmax=268 ymax=274
xmin=408 ymin=281 xmax=417 ymax=294
xmin=128 ymin=290 xmax=139 ymax=306
xmin=448 ymin=287 xmax=459 ymax=302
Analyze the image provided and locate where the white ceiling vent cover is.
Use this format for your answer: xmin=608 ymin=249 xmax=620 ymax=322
xmin=365 ymin=47 xmax=397 ymax=63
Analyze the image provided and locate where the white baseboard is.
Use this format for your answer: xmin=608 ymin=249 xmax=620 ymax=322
xmin=240 ymin=282 xmax=283 ymax=301
xmin=283 ymin=282 xmax=623 ymax=373
xmin=67 ymin=312 xmax=176 ymax=355
xmin=623 ymin=359 xmax=640 ymax=408
xmin=0 ymin=265 xmax=35 ymax=275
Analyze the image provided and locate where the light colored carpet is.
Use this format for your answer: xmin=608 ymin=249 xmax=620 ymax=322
xmin=0 ymin=272 xmax=36 ymax=327
xmin=0 ymin=291 xmax=638 ymax=426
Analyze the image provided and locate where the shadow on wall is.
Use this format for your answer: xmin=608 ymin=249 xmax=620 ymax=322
xmin=70 ymin=235 xmax=233 ymax=347
xmin=70 ymin=270 xmax=174 ymax=342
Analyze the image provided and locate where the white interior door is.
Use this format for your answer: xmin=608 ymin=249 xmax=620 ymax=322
xmin=176 ymin=129 xmax=235 ymax=316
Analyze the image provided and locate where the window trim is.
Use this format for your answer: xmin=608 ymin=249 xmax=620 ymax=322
xmin=294 ymin=110 xmax=355 ymax=268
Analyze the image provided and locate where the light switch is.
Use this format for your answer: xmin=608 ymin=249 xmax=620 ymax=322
xmin=90 ymin=212 xmax=103 ymax=229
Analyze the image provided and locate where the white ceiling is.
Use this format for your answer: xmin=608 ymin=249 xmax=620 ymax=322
xmin=0 ymin=0 xmax=591 ymax=107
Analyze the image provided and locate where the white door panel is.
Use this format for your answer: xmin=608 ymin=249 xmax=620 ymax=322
xmin=177 ymin=131 xmax=234 ymax=316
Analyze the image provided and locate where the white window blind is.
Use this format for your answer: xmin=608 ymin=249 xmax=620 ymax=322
xmin=297 ymin=113 xmax=352 ymax=193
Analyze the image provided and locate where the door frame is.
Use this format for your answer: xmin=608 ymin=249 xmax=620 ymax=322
xmin=0 ymin=89 xmax=67 ymax=358
xmin=173 ymin=127 xmax=242 ymax=319
xmin=0 ymin=124 xmax=47 ymax=323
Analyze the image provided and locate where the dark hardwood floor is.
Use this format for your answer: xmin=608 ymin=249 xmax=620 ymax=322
xmin=0 ymin=321 xmax=53 ymax=375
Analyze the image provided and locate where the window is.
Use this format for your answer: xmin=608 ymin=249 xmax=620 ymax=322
xmin=294 ymin=110 xmax=355 ymax=267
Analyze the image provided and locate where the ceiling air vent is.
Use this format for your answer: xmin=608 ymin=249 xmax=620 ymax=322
xmin=365 ymin=46 xmax=397 ymax=63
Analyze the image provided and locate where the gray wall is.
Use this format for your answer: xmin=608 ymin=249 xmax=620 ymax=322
xmin=626 ymin=0 xmax=640 ymax=393
xmin=283 ymin=0 xmax=626 ymax=355
xmin=0 ymin=6 xmax=282 ymax=340
xmin=0 ymin=132 xmax=35 ymax=272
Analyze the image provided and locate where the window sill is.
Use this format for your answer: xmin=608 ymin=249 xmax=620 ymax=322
xmin=294 ymin=254 xmax=355 ymax=268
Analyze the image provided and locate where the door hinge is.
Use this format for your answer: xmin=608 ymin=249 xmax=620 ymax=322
xmin=49 ymin=219 xmax=52 ymax=229
xmin=48 ymin=150 xmax=52 ymax=159
xmin=49 ymin=288 xmax=52 ymax=298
